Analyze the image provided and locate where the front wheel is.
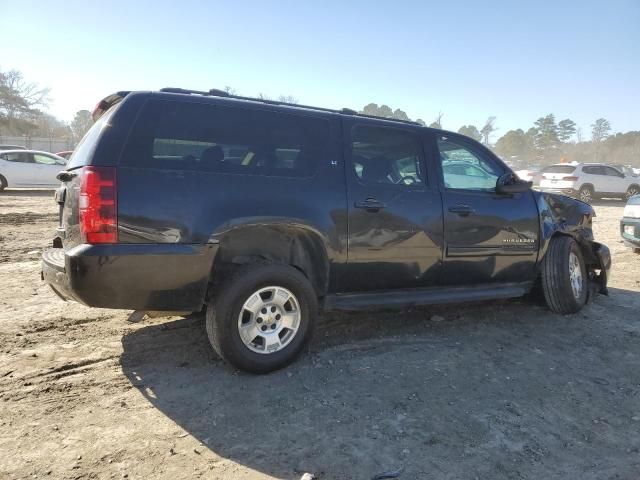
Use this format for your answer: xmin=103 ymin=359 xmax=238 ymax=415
xmin=205 ymin=264 xmax=317 ymax=373
xmin=541 ymin=236 xmax=588 ymax=314
xmin=625 ymin=185 xmax=640 ymax=201
xmin=0 ymin=175 xmax=7 ymax=192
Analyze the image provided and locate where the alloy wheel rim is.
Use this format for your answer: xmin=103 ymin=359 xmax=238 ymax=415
xmin=580 ymin=189 xmax=592 ymax=202
xmin=237 ymin=286 xmax=301 ymax=354
xmin=568 ymin=251 xmax=583 ymax=300
xmin=626 ymin=188 xmax=639 ymax=200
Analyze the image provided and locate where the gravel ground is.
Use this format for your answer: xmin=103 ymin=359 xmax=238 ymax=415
xmin=1 ymin=190 xmax=639 ymax=480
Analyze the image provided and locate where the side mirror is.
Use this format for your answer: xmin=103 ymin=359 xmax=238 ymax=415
xmin=496 ymin=173 xmax=532 ymax=194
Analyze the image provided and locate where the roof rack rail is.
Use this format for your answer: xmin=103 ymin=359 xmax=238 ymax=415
xmin=158 ymin=87 xmax=422 ymax=126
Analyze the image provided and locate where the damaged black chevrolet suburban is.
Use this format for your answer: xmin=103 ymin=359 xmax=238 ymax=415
xmin=42 ymin=88 xmax=611 ymax=373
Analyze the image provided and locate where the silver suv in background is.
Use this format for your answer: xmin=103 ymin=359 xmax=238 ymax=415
xmin=539 ymin=163 xmax=640 ymax=203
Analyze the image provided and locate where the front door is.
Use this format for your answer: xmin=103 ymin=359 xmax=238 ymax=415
xmin=433 ymin=132 xmax=540 ymax=285
xmin=343 ymin=120 xmax=443 ymax=292
xmin=33 ymin=153 xmax=64 ymax=186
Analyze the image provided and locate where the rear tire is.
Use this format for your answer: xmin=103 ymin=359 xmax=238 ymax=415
xmin=578 ymin=185 xmax=593 ymax=204
xmin=205 ymin=264 xmax=317 ymax=373
xmin=541 ymin=236 xmax=588 ymax=314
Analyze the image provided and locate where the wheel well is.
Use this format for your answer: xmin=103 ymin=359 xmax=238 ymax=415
xmin=578 ymin=183 xmax=594 ymax=192
xmin=628 ymin=183 xmax=640 ymax=191
xmin=210 ymin=225 xmax=330 ymax=297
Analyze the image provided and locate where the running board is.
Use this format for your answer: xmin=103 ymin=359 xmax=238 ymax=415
xmin=323 ymin=282 xmax=532 ymax=311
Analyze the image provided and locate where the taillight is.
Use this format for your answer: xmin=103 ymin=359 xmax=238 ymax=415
xmin=563 ymin=176 xmax=579 ymax=181
xmin=79 ymin=166 xmax=117 ymax=244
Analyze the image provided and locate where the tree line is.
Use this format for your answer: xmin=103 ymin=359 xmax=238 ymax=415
xmin=1 ymin=67 xmax=637 ymax=167
xmin=359 ymin=103 xmax=637 ymax=167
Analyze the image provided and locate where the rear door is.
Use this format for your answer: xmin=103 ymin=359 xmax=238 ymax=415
xmin=0 ymin=151 xmax=35 ymax=185
xmin=343 ymin=119 xmax=443 ymax=291
xmin=432 ymin=132 xmax=539 ymax=285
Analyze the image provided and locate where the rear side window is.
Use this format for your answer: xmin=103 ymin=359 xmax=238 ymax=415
xmin=351 ymin=125 xmax=425 ymax=186
xmin=66 ymin=106 xmax=117 ymax=170
xmin=582 ymin=166 xmax=603 ymax=175
xmin=2 ymin=152 xmax=33 ymax=163
xmin=121 ymin=100 xmax=330 ymax=177
xmin=543 ymin=165 xmax=576 ymax=174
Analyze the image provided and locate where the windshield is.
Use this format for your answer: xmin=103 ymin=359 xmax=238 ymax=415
xmin=543 ymin=165 xmax=576 ymax=174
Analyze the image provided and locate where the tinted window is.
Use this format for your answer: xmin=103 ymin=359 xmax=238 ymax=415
xmin=2 ymin=152 xmax=33 ymax=163
xmin=351 ymin=125 xmax=425 ymax=186
xmin=437 ymin=136 xmax=502 ymax=190
xmin=582 ymin=165 xmax=602 ymax=175
xmin=543 ymin=165 xmax=576 ymax=174
xmin=121 ymin=100 xmax=330 ymax=177
xmin=66 ymin=106 xmax=115 ymax=169
xmin=603 ymin=166 xmax=623 ymax=176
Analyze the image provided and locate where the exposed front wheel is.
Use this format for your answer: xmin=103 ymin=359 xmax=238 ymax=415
xmin=205 ymin=264 xmax=317 ymax=373
xmin=541 ymin=236 xmax=588 ymax=314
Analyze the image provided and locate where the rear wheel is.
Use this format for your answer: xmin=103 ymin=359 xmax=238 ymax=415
xmin=0 ymin=175 xmax=7 ymax=192
xmin=578 ymin=185 xmax=593 ymax=203
xmin=625 ymin=185 xmax=640 ymax=201
xmin=541 ymin=236 xmax=588 ymax=314
xmin=205 ymin=264 xmax=317 ymax=373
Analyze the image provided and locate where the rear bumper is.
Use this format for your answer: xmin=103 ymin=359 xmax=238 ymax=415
xmin=538 ymin=187 xmax=577 ymax=197
xmin=42 ymin=243 xmax=218 ymax=310
xmin=620 ymin=218 xmax=640 ymax=249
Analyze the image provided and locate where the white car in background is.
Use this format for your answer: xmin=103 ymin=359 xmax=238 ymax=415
xmin=0 ymin=150 xmax=66 ymax=191
xmin=539 ymin=163 xmax=640 ymax=203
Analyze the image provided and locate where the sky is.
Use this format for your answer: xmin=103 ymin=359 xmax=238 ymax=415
xmin=1 ymin=0 xmax=639 ymax=139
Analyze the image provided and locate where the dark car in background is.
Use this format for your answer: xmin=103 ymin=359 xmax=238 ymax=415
xmin=0 ymin=145 xmax=26 ymax=150
xmin=621 ymin=195 xmax=640 ymax=253
xmin=42 ymin=88 xmax=611 ymax=373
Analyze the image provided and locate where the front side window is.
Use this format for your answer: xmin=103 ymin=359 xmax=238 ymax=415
xmin=351 ymin=125 xmax=425 ymax=187
xmin=437 ymin=136 xmax=502 ymax=191
xmin=34 ymin=154 xmax=58 ymax=165
xmin=604 ymin=166 xmax=623 ymax=177
xmin=122 ymin=100 xmax=330 ymax=177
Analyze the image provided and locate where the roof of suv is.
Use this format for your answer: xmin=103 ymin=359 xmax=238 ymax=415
xmin=98 ymin=88 xmax=459 ymax=134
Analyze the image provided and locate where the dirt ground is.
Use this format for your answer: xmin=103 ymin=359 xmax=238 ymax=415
xmin=1 ymin=190 xmax=639 ymax=480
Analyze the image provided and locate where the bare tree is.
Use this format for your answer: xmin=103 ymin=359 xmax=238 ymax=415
xmin=277 ymin=95 xmax=298 ymax=104
xmin=0 ymin=68 xmax=50 ymax=134
xmin=480 ymin=116 xmax=497 ymax=145
xmin=431 ymin=111 xmax=444 ymax=129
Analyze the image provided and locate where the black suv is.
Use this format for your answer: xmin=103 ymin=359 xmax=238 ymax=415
xmin=42 ymin=88 xmax=611 ymax=373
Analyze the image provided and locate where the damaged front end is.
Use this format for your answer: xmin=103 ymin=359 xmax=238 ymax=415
xmin=535 ymin=191 xmax=611 ymax=299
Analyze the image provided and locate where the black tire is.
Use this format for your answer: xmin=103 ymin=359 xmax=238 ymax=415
xmin=541 ymin=236 xmax=588 ymax=314
xmin=205 ymin=264 xmax=317 ymax=373
xmin=0 ymin=175 xmax=7 ymax=192
xmin=578 ymin=185 xmax=593 ymax=204
xmin=625 ymin=185 xmax=640 ymax=201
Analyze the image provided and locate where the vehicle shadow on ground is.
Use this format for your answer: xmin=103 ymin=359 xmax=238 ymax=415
xmin=120 ymin=292 xmax=640 ymax=479
xmin=1 ymin=189 xmax=55 ymax=197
